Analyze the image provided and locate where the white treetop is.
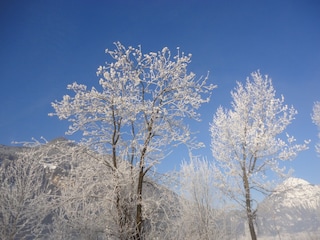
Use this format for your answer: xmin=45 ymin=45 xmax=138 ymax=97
xmin=210 ymin=71 xmax=308 ymax=240
xmin=50 ymin=42 xmax=215 ymax=166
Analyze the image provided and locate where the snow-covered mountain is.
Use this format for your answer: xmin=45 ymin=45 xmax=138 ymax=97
xmin=271 ymin=177 xmax=320 ymax=209
xmin=257 ymin=177 xmax=320 ymax=238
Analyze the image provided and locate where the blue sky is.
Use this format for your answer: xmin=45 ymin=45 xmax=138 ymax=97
xmin=1 ymin=0 xmax=319 ymax=184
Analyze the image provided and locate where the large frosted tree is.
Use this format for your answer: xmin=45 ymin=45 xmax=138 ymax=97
xmin=312 ymin=101 xmax=320 ymax=154
xmin=210 ymin=71 xmax=308 ymax=240
xmin=50 ymin=42 xmax=214 ymax=239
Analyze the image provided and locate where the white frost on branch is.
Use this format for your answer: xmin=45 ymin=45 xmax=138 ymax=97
xmin=50 ymin=41 xmax=215 ymax=164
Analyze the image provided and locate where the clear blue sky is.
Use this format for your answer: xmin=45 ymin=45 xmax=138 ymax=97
xmin=1 ymin=0 xmax=319 ymax=183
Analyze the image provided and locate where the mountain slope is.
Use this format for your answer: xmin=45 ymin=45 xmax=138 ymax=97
xmin=257 ymin=177 xmax=320 ymax=237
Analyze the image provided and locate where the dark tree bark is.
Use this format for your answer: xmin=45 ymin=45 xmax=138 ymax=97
xmin=243 ymin=170 xmax=257 ymax=240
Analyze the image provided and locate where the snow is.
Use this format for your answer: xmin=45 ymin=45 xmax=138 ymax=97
xmin=43 ymin=163 xmax=57 ymax=170
xmin=272 ymin=177 xmax=320 ymax=209
xmin=275 ymin=177 xmax=310 ymax=191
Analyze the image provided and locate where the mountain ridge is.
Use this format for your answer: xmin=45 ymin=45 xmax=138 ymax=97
xmin=256 ymin=177 xmax=320 ymax=238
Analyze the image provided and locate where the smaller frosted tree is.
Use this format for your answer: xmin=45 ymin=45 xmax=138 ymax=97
xmin=210 ymin=71 xmax=308 ymax=240
xmin=176 ymin=157 xmax=233 ymax=240
xmin=312 ymin=101 xmax=320 ymax=154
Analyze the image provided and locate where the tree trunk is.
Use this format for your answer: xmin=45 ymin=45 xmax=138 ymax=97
xmin=134 ymin=117 xmax=154 ymax=239
xmin=247 ymin=212 xmax=257 ymax=240
xmin=243 ymin=172 xmax=257 ymax=240
xmin=135 ymin=167 xmax=144 ymax=240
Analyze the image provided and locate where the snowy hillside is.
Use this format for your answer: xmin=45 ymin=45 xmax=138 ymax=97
xmin=257 ymin=177 xmax=320 ymax=238
xmin=272 ymin=177 xmax=320 ymax=209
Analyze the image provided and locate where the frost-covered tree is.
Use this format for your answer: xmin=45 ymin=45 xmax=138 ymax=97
xmin=176 ymin=157 xmax=234 ymax=240
xmin=210 ymin=71 xmax=308 ymax=240
xmin=312 ymin=101 xmax=320 ymax=154
xmin=0 ymin=141 xmax=55 ymax=240
xmin=27 ymin=139 xmax=111 ymax=239
xmin=50 ymin=42 xmax=215 ymax=239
